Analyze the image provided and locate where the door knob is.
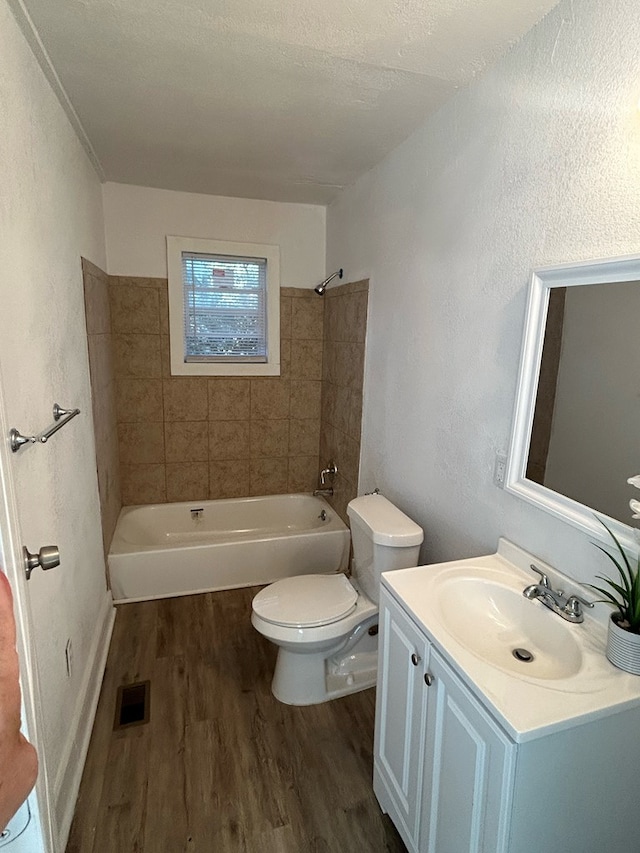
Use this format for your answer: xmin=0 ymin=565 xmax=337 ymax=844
xmin=23 ymin=545 xmax=60 ymax=580
xmin=411 ymin=652 xmax=421 ymax=666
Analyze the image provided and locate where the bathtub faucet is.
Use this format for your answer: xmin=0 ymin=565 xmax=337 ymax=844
xmin=320 ymin=462 xmax=338 ymax=486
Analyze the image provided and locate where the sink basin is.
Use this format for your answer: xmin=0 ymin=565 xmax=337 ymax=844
xmin=434 ymin=573 xmax=583 ymax=680
xmin=381 ymin=540 xmax=640 ymax=742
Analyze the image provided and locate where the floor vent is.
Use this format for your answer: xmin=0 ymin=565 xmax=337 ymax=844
xmin=114 ymin=681 xmax=150 ymax=730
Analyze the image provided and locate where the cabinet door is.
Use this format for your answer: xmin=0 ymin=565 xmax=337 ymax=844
xmin=374 ymin=588 xmax=430 ymax=853
xmin=420 ymin=648 xmax=515 ymax=853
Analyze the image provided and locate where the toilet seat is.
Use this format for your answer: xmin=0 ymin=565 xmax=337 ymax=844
xmin=252 ymin=573 xmax=358 ymax=628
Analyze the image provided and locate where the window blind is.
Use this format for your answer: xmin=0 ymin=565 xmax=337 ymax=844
xmin=182 ymin=252 xmax=268 ymax=362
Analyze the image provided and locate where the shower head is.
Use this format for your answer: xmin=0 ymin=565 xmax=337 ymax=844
xmin=314 ymin=268 xmax=343 ymax=295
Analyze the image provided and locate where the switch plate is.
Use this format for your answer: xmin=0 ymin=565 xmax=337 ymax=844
xmin=493 ymin=452 xmax=507 ymax=487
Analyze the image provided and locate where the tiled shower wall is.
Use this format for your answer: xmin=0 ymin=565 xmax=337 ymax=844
xmin=83 ymin=272 xmax=368 ymax=524
xmin=109 ymin=278 xmax=327 ymax=504
xmin=320 ymin=280 xmax=369 ymax=522
xmin=82 ymin=259 xmax=122 ymax=556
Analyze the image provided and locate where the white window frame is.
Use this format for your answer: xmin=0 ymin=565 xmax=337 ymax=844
xmin=167 ymin=235 xmax=281 ymax=376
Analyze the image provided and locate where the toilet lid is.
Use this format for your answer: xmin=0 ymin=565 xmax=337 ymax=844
xmin=252 ymin=574 xmax=358 ymax=628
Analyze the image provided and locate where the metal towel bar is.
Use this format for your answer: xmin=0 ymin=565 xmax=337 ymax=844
xmin=10 ymin=403 xmax=81 ymax=453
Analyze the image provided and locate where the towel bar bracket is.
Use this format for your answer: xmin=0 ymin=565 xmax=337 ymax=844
xmin=9 ymin=403 xmax=81 ymax=453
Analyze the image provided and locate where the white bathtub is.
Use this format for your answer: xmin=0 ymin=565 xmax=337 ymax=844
xmin=108 ymin=493 xmax=350 ymax=603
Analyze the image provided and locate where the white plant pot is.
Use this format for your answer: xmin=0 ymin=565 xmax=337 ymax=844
xmin=606 ymin=615 xmax=640 ymax=675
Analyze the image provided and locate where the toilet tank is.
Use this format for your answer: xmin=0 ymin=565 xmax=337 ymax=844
xmin=347 ymin=494 xmax=423 ymax=604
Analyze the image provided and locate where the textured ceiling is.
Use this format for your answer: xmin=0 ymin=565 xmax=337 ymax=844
xmin=19 ymin=0 xmax=560 ymax=204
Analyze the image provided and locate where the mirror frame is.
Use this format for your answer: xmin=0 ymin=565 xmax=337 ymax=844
xmin=505 ymin=253 xmax=640 ymax=552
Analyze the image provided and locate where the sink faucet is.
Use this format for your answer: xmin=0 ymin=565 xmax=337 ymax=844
xmin=523 ymin=564 xmax=594 ymax=623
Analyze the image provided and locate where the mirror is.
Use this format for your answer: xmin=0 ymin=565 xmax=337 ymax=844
xmin=505 ymin=254 xmax=640 ymax=550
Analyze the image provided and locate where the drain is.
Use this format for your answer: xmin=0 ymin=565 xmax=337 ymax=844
xmin=114 ymin=680 xmax=150 ymax=730
xmin=512 ymin=648 xmax=534 ymax=663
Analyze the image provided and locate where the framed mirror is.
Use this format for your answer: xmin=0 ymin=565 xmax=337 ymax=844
xmin=505 ymin=253 xmax=640 ymax=551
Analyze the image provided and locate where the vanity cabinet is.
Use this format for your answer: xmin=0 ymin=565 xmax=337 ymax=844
xmin=374 ymin=587 xmax=514 ymax=853
xmin=374 ymin=584 xmax=640 ymax=853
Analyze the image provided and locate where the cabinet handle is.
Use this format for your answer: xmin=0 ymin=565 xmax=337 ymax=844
xmin=411 ymin=652 xmax=421 ymax=666
xmin=424 ymin=673 xmax=434 ymax=686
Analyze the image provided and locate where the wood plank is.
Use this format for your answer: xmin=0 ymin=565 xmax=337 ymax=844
xmin=66 ymin=587 xmax=407 ymax=852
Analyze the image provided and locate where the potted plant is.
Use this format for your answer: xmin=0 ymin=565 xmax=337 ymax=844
xmin=589 ymin=518 xmax=640 ymax=675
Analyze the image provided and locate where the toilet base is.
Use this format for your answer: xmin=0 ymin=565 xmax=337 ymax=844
xmin=271 ymin=643 xmax=378 ymax=706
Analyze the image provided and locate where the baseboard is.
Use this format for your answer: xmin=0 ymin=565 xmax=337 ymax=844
xmin=53 ymin=590 xmax=115 ymax=851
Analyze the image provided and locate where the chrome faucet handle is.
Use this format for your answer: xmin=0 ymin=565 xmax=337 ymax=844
xmin=529 ymin=564 xmax=551 ymax=589
xmin=564 ymin=594 xmax=595 ymax=619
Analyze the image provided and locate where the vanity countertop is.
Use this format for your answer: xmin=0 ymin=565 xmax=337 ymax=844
xmin=382 ymin=538 xmax=640 ymax=742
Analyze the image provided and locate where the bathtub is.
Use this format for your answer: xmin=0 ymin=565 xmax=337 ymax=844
xmin=108 ymin=493 xmax=350 ymax=603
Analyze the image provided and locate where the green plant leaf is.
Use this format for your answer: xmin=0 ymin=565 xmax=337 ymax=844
xmin=592 ymin=517 xmax=640 ymax=627
xmin=598 ymin=518 xmax=633 ymax=575
xmin=594 ymin=544 xmax=632 ymax=598
xmin=586 ymin=584 xmax=625 ymax=610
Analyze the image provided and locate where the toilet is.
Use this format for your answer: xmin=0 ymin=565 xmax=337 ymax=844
xmin=251 ymin=493 xmax=423 ymax=705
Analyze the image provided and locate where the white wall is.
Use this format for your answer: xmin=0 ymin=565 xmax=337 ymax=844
xmin=327 ymin=0 xmax=640 ymax=586
xmin=0 ymin=1 xmax=112 ymax=845
xmin=103 ymin=182 xmax=326 ymax=286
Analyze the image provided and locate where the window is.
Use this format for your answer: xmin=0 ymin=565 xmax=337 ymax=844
xmin=167 ymin=236 xmax=280 ymax=376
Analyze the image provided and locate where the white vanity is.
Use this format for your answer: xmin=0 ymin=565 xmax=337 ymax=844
xmin=374 ymin=539 xmax=640 ymax=853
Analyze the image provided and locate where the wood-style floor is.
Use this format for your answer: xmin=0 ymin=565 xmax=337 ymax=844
xmin=66 ymin=587 xmax=407 ymax=852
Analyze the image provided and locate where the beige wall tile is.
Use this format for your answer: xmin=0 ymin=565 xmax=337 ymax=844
xmin=163 ymin=379 xmax=209 ymax=421
xmin=291 ymin=297 xmax=324 ymax=340
xmin=158 ymin=283 xmax=169 ymax=335
xmin=289 ymin=418 xmax=321 ymax=456
xmin=280 ymin=338 xmax=291 ymax=379
xmin=115 ymin=379 xmax=163 ymax=422
xmin=120 ymin=463 xmax=166 ymax=505
xmin=166 ymin=462 xmax=209 ymax=503
xmin=110 ymin=282 xmax=160 ymax=334
xmin=250 ymin=458 xmax=289 ymax=496
xmin=208 ymin=379 xmax=251 ymax=420
xmin=328 ymin=473 xmax=357 ymax=524
xmin=250 ymin=420 xmax=289 ymax=458
xmin=332 ymin=386 xmax=351 ymax=434
xmin=324 ymin=278 xmax=369 ymax=297
xmin=92 ymin=271 xmax=366 ymax=511
xmin=165 ymin=421 xmax=209 ymax=463
xmin=288 ymin=456 xmax=319 ymax=492
xmin=209 ymin=459 xmax=251 ymax=499
xmin=322 ymin=340 xmax=337 ymax=384
xmin=280 ymin=296 xmax=292 ymax=339
xmin=333 ymin=342 xmax=365 ymax=391
xmin=113 ymin=333 xmax=161 ymax=378
xmin=291 ymin=339 xmax=323 ymax=380
xmin=87 ymin=333 xmax=114 ymax=393
xmin=345 ymin=291 xmax=368 ymax=344
xmin=321 ymin=381 xmax=338 ymax=428
xmin=280 ymin=287 xmax=311 ymax=298
xmin=290 ymin=381 xmax=322 ymax=420
xmin=161 ymin=335 xmax=171 ymax=377
xmin=84 ymin=273 xmax=111 ymax=335
xmin=118 ymin=422 xmax=165 ymax=465
xmin=250 ymin=379 xmax=290 ymax=419
xmin=209 ymin=420 xmax=251 ymax=460
xmin=325 ymin=292 xmax=368 ymax=344
xmin=336 ymin=432 xmax=360 ymax=486
xmin=347 ymin=389 xmax=363 ymax=441
xmin=319 ymin=422 xmax=339 ymax=468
